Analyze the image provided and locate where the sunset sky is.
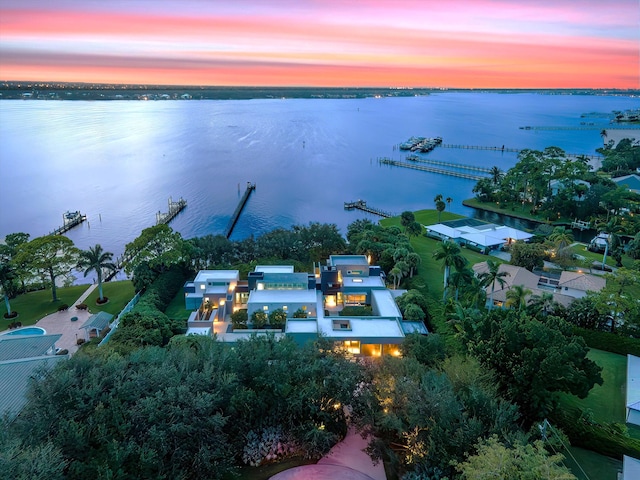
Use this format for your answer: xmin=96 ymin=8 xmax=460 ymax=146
xmin=1 ymin=0 xmax=638 ymax=88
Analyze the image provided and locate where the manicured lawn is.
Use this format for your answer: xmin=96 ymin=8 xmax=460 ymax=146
xmin=380 ymin=209 xmax=465 ymax=228
xmin=565 ymin=446 xmax=621 ymax=480
xmin=462 ymin=198 xmax=572 ymax=225
xmin=559 ymin=349 xmax=627 ymax=425
xmin=0 ymin=281 xmax=136 ymax=331
xmin=0 ymin=284 xmax=89 ymax=330
xmin=165 ymin=290 xmax=192 ymax=321
xmin=84 ymin=281 xmax=136 ymax=316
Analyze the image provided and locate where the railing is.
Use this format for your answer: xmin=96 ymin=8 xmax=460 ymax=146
xmin=98 ymin=292 xmax=140 ymax=346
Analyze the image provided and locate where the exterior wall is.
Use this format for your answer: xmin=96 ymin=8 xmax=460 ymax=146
xmin=560 ymin=286 xmax=587 ymax=299
xmin=627 ymin=408 xmax=640 ymax=426
xmin=248 ymin=301 xmax=316 ymax=319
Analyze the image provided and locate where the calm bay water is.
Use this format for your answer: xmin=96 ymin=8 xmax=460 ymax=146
xmin=1 ymin=92 xmax=638 ymax=263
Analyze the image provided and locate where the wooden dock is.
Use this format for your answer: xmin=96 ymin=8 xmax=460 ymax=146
xmin=571 ymin=219 xmax=591 ymax=231
xmin=404 ymin=155 xmax=492 ymax=173
xmin=520 ymin=125 xmax=640 ymax=131
xmin=438 ymin=143 xmax=520 ymax=153
xmin=344 ymin=200 xmax=394 ymax=218
xmin=379 ymin=158 xmax=488 ymax=181
xmin=435 ymin=144 xmax=602 ymax=162
xmin=50 ymin=211 xmax=87 ymax=235
xmin=156 ymin=197 xmax=187 ymax=225
xmin=225 ymin=182 xmax=256 ymax=238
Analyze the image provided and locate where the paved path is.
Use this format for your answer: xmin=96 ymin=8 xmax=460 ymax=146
xmin=270 ymin=428 xmax=385 ymax=480
xmin=34 ymin=283 xmax=99 ymax=354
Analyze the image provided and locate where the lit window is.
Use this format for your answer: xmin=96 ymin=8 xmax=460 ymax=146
xmin=263 ymin=306 xmax=269 ymax=311
xmin=282 ymin=306 xmax=288 ymax=311
xmin=302 ymin=305 xmax=307 ymax=310
xmin=200 ymin=285 xmax=205 ymax=290
xmin=352 ymin=278 xmax=363 ymax=283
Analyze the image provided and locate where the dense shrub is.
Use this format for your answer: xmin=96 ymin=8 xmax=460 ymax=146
xmin=251 ymin=311 xmax=267 ymax=329
xmin=268 ymin=309 xmax=287 ymax=329
xmin=339 ymin=306 xmax=372 ymax=317
xmin=231 ymin=309 xmax=248 ymax=330
xmin=573 ymin=327 xmax=640 ymax=356
xmin=292 ymin=308 xmax=308 ymax=318
xmin=57 ymin=304 xmax=69 ymax=312
xmin=75 ymin=303 xmax=88 ymax=310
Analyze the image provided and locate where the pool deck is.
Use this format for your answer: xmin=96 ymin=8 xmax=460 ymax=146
xmin=32 ymin=283 xmax=98 ymax=354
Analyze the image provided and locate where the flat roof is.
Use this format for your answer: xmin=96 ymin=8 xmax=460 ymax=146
xmin=80 ymin=311 xmax=113 ymax=331
xmin=317 ymin=317 xmax=404 ymax=340
xmin=371 ymin=289 xmax=402 ymax=318
xmin=186 ymin=327 xmax=212 ymax=336
xmin=249 ymin=289 xmax=318 ymax=304
xmin=194 ymin=270 xmax=239 ymax=282
xmin=285 ymin=320 xmax=318 ymax=334
xmin=0 ymin=355 xmax=68 ymax=419
xmin=329 ymin=255 xmax=369 ymax=266
xmin=401 ymin=322 xmax=429 ymax=335
xmin=0 ymin=334 xmax=62 ymax=362
xmin=624 ymin=456 xmax=640 ymax=480
xmin=343 ymin=276 xmax=385 ymax=289
xmin=255 ymin=265 xmax=294 ymax=273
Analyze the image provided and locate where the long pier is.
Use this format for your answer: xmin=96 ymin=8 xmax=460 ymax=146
xmin=520 ymin=125 xmax=640 ymax=131
xmin=156 ymin=197 xmax=187 ymax=225
xmin=435 ymin=144 xmax=602 ymax=162
xmin=379 ymin=158 xmax=488 ymax=181
xmin=344 ymin=200 xmax=394 ymax=218
xmin=405 ymin=155 xmax=493 ymax=173
xmin=225 ymin=182 xmax=256 ymax=238
xmin=438 ymin=143 xmax=520 ymax=153
xmin=50 ymin=211 xmax=87 ymax=235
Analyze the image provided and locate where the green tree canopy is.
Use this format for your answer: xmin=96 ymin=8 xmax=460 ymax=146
xmin=13 ymin=235 xmax=79 ymax=302
xmin=458 ymin=309 xmax=603 ymax=422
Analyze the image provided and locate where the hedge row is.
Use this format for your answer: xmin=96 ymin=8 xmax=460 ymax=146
xmin=134 ymin=267 xmax=189 ymax=314
xmin=549 ymin=406 xmax=640 ymax=460
xmin=573 ymin=327 xmax=640 ymax=357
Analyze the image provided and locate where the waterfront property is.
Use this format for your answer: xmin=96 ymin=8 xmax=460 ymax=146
xmin=472 ymin=262 xmax=606 ymax=309
xmin=0 ymin=334 xmax=67 ymax=418
xmin=183 ymin=255 xmax=427 ymax=355
xmin=611 ymin=174 xmax=640 ymax=195
xmin=425 ymin=219 xmax=533 ymax=254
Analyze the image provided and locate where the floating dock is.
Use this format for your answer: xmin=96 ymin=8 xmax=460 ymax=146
xmin=51 ymin=211 xmax=87 ymax=235
xmin=344 ymin=200 xmax=394 ymax=218
xmin=379 ymin=158 xmax=488 ymax=181
xmin=225 ymin=182 xmax=256 ymax=238
xmin=156 ymin=197 xmax=187 ymax=225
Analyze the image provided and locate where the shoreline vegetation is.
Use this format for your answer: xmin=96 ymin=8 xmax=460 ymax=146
xmin=462 ymin=198 xmax=574 ymax=227
xmin=1 ymin=83 xmax=639 ymax=101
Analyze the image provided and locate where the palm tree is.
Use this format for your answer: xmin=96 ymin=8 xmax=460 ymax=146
xmin=406 ymin=252 xmax=422 ymax=278
xmin=448 ymin=267 xmax=474 ymax=302
xmin=528 ymin=292 xmax=558 ymax=317
xmin=446 ymin=197 xmax=453 ymax=211
xmin=389 ymin=265 xmax=402 ymax=289
xmin=78 ymin=244 xmax=117 ymax=303
xmin=489 ymin=166 xmax=503 ymax=186
xmin=506 ymin=285 xmax=532 ymax=311
xmin=434 ymin=193 xmax=443 ymax=204
xmin=0 ymin=261 xmax=16 ymax=317
xmin=432 ymin=241 xmax=468 ymax=302
xmin=595 ymin=218 xmax=623 ymax=268
xmin=436 ymin=200 xmax=446 ymax=222
xmin=478 ymin=259 xmax=510 ymax=310
xmin=548 ymin=227 xmax=574 ymax=251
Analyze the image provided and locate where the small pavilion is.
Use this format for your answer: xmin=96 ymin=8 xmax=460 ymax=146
xmin=80 ymin=311 xmax=114 ymax=342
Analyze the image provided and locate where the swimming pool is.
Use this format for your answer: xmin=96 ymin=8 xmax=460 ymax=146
xmin=0 ymin=326 xmax=47 ymax=336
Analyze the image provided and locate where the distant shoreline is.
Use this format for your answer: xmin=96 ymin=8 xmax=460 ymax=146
xmin=1 ymin=84 xmax=638 ymax=101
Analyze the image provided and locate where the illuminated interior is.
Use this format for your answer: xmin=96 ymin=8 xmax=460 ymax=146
xmin=343 ymin=340 xmax=360 ymax=355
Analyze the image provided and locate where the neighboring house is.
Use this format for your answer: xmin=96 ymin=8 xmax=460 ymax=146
xmin=627 ymin=355 xmax=640 ymax=426
xmin=623 ymin=455 xmax=640 ymax=480
xmin=612 ymin=174 xmax=640 ymax=195
xmin=183 ymin=255 xmax=428 ymax=355
xmin=0 ymin=334 xmax=67 ymax=419
xmin=425 ymin=220 xmax=533 ymax=254
xmin=472 ymin=262 xmax=606 ymax=309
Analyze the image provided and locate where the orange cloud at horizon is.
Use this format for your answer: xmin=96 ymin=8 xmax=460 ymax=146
xmin=1 ymin=2 xmax=638 ymax=88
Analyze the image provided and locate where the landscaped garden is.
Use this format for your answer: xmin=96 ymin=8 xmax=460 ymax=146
xmin=0 ymin=280 xmax=135 ymax=331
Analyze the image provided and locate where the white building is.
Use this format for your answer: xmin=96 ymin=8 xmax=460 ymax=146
xmin=183 ymin=255 xmax=428 ymax=355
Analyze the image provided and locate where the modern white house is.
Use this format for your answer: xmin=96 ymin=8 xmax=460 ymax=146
xmin=472 ymin=262 xmax=606 ymax=309
xmin=183 ymin=255 xmax=428 ymax=355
